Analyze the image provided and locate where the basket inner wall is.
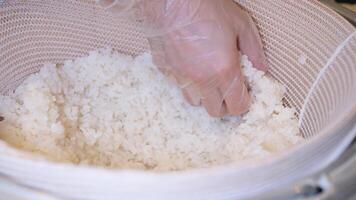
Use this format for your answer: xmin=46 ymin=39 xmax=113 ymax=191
xmin=0 ymin=0 xmax=355 ymax=140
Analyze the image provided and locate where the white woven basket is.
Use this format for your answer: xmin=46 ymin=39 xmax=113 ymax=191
xmin=0 ymin=0 xmax=355 ymax=199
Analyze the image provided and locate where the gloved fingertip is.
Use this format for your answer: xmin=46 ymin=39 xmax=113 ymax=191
xmin=238 ymin=90 xmax=251 ymax=114
xmin=182 ymin=88 xmax=201 ymax=106
xmin=206 ymin=107 xmax=226 ymax=118
xmin=253 ymin=57 xmax=269 ymax=72
xmin=202 ymin=94 xmax=226 ymax=118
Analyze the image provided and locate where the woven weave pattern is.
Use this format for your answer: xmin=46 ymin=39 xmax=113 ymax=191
xmin=0 ymin=0 xmax=148 ymax=94
xmin=0 ymin=0 xmax=355 ymax=199
xmin=1 ymin=0 xmax=355 ymax=139
xmin=235 ymin=0 xmax=356 ymax=139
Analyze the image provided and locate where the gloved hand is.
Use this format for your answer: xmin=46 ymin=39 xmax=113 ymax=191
xmin=141 ymin=0 xmax=268 ymax=117
xmin=98 ymin=0 xmax=268 ymax=117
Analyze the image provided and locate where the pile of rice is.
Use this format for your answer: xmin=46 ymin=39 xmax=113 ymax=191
xmin=0 ymin=49 xmax=304 ymax=171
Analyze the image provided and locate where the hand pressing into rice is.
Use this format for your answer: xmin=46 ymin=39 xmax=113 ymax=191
xmin=140 ymin=0 xmax=268 ymax=117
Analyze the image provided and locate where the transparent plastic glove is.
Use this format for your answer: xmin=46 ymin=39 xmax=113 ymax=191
xmin=97 ymin=0 xmax=136 ymax=14
xmin=141 ymin=0 xmax=268 ymax=117
xmin=97 ymin=0 xmax=268 ymax=117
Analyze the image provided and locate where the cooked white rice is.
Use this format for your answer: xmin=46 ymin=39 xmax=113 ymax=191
xmin=0 ymin=49 xmax=304 ymax=171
